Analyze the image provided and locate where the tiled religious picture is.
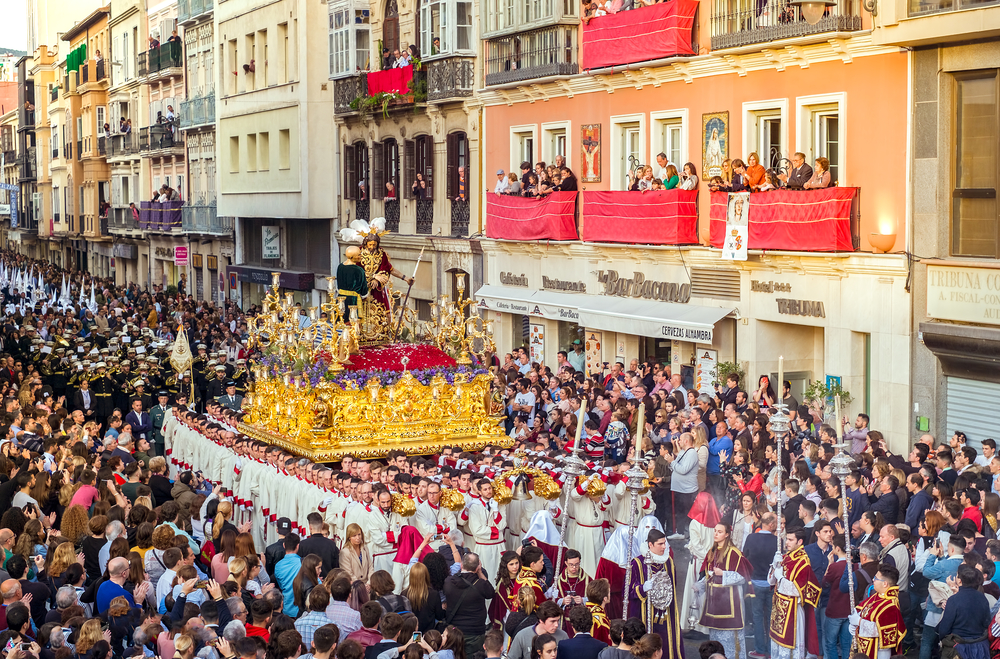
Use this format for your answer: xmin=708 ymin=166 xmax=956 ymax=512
xmin=702 ymin=111 xmax=729 ymax=180
xmin=581 ymin=124 xmax=602 ymax=182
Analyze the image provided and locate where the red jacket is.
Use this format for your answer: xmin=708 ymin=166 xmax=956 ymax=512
xmin=246 ymin=625 xmax=270 ymax=642
xmin=346 ymin=627 xmax=383 ymax=650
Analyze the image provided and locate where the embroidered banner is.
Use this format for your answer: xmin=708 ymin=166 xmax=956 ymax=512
xmin=485 ymin=192 xmax=579 ymax=241
xmin=581 ymin=189 xmax=698 ymax=245
xmin=709 ymin=188 xmax=857 ymax=252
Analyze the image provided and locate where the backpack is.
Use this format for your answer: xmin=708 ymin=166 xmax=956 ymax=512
xmin=199 ymin=535 xmax=216 ymax=566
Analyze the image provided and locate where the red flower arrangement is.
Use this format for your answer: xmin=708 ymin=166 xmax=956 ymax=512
xmin=342 ymin=343 xmax=456 ymax=372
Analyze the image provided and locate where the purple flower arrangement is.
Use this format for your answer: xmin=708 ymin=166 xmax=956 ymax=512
xmin=253 ymin=350 xmax=487 ymax=390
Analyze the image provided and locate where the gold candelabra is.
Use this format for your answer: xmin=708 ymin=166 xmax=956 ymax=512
xmin=431 ymin=273 xmax=496 ymax=366
xmin=246 ymin=273 xmax=357 ymax=370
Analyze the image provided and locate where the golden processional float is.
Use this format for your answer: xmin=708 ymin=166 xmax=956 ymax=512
xmin=238 ymin=218 xmax=511 ymax=462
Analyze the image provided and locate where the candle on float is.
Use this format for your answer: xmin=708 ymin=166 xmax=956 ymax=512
xmin=777 ymin=356 xmax=783 ymax=404
xmin=835 ymin=394 xmax=843 ymax=440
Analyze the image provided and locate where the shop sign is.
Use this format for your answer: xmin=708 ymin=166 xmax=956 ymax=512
xmin=542 ymin=276 xmax=586 ymax=293
xmin=262 ymin=226 xmax=280 ymax=259
xmin=596 ymin=270 xmax=690 ymax=303
xmin=476 ymin=296 xmax=579 ymax=322
xmin=695 ymin=349 xmax=718 ymax=396
xmin=499 ymin=272 xmax=529 ymax=287
xmin=154 ymin=247 xmax=174 ymax=258
xmin=174 ymin=246 xmax=189 ymax=266
xmin=113 ymin=243 xmax=138 ymax=259
xmin=529 ymin=324 xmax=544 ymax=364
xmin=926 ymin=264 xmax=1000 ymax=325
xmin=751 ymin=280 xmax=792 ymax=293
xmin=776 ymin=298 xmax=826 ymax=318
xmin=0 ymin=205 xmax=9 ymax=215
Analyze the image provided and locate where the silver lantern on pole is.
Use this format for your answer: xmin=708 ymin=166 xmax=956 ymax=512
xmin=827 ymin=395 xmax=858 ymax=613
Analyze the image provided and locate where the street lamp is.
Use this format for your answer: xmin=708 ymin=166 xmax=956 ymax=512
xmin=789 ymin=0 xmax=836 ymax=24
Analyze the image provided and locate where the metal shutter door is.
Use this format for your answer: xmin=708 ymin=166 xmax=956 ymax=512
xmin=945 ymin=376 xmax=1000 ymax=451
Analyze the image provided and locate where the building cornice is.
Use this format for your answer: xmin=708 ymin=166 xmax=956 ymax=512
xmin=478 ymin=32 xmax=901 ymax=106
xmin=479 ymin=239 xmax=910 ymax=279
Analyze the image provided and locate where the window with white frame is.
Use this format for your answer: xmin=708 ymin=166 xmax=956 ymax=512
xmin=421 ymin=0 xmax=473 ymax=56
xmin=743 ymin=100 xmax=788 ymax=171
xmin=610 ymin=114 xmax=644 ymax=190
xmin=510 ymin=126 xmax=536 ymax=173
xmin=541 ymin=122 xmax=568 ymax=167
xmin=486 ymin=0 xmax=515 ymax=33
xmin=329 ymin=2 xmax=370 ymax=78
xmin=796 ymin=94 xmax=845 ymax=186
xmin=651 ymin=110 xmax=687 ymax=173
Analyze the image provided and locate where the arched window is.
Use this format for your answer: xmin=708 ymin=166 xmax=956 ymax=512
xmin=383 ymin=0 xmax=399 ymax=60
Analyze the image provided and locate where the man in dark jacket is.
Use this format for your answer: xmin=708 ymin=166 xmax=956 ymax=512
xmin=298 ymin=512 xmax=340 ymax=576
xmin=937 ymin=564 xmax=991 ymax=643
xmin=743 ymin=513 xmax=779 ymax=657
xmin=868 ymin=475 xmax=900 ymax=525
xmin=556 ymin=606 xmax=607 ymax=659
xmin=265 ymin=518 xmax=293 ymax=578
xmin=443 ymin=553 xmax=496 ymax=659
xmin=904 ymin=473 xmax=933 ymax=531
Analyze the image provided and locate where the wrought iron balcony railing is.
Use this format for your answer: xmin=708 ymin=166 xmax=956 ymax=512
xmin=710 ymin=0 xmax=863 ymax=49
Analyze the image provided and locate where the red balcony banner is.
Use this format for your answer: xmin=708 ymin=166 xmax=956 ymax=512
xmin=582 ymin=0 xmax=699 ymax=70
xmin=486 ymin=192 xmax=579 ymax=241
xmin=581 ymin=189 xmax=698 ymax=244
xmin=367 ymin=65 xmax=414 ymax=95
xmin=709 ymin=188 xmax=857 ymax=251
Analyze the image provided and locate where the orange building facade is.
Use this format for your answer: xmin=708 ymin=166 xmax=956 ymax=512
xmin=477 ymin=7 xmax=914 ymax=449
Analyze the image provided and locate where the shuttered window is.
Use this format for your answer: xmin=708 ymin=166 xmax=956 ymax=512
xmin=344 ymin=143 xmax=356 ymax=200
xmin=945 ymin=376 xmax=1000 ymax=451
xmin=405 ymin=139 xmax=415 ymax=192
xmin=372 ymin=141 xmax=385 ymax=197
xmin=446 ymin=132 xmax=469 ymax=201
xmin=417 ymin=135 xmax=433 ymax=200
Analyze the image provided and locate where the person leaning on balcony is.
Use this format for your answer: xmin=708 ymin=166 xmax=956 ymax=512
xmin=523 ymin=174 xmax=539 ymax=198
xmin=778 ymin=152 xmax=813 ymax=189
xmin=412 ymin=173 xmax=428 ymax=199
xmin=558 ymin=167 xmax=578 ymax=191
xmin=129 ymin=203 xmax=139 ymax=223
xmin=168 ymin=30 xmax=181 ymax=44
xmin=520 ymin=162 xmax=532 ymax=189
xmin=148 ymin=36 xmax=160 ymax=49
xmin=662 ymin=165 xmax=680 ymax=190
xmin=494 ymin=170 xmax=510 ymax=195
xmin=654 ymin=152 xmax=675 ymax=181
xmin=721 ymin=158 xmax=732 ymax=184
xmin=803 ymin=157 xmax=832 ymax=189
xmin=745 ymin=152 xmax=767 ymax=191
xmin=506 ymin=174 xmax=521 ymax=196
xmin=680 ymin=163 xmax=698 ymax=190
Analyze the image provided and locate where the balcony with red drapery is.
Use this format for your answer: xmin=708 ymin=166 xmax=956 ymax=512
xmin=582 ymin=0 xmax=699 ymax=70
xmin=708 ymin=188 xmax=860 ymax=252
xmin=581 ymin=189 xmax=699 ymax=245
xmin=485 ymin=192 xmax=579 ymax=241
xmin=367 ymin=65 xmax=414 ymax=95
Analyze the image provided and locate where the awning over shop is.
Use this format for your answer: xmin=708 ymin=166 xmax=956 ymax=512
xmin=474 ymin=285 xmax=731 ymax=343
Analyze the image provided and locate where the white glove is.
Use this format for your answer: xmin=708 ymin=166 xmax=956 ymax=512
xmin=848 ymin=613 xmax=860 ymax=627
xmin=545 ymin=586 xmax=558 ymax=600
xmin=643 ymin=578 xmax=655 ymax=591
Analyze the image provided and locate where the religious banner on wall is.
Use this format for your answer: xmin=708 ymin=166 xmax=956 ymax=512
xmin=529 ymin=324 xmax=545 ymax=365
xmin=585 ymin=331 xmax=603 ymax=377
xmin=581 ymin=124 xmax=601 ymax=183
xmin=722 ymin=192 xmax=750 ymax=261
xmin=702 ymin=111 xmax=729 ymax=180
xmin=695 ymin=349 xmax=718 ymax=397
